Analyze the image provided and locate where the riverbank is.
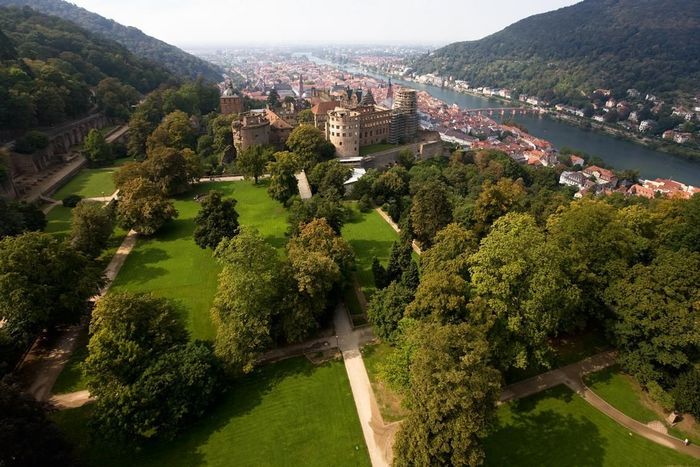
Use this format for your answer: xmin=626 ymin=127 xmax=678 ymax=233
xmin=348 ymin=60 xmax=700 ymax=163
xmin=540 ymin=112 xmax=700 ymax=162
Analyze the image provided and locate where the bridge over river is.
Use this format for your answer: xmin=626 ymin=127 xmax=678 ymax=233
xmin=462 ymin=107 xmax=540 ymax=117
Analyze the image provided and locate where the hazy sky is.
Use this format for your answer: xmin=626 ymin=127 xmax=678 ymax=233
xmin=68 ymin=0 xmax=580 ymax=48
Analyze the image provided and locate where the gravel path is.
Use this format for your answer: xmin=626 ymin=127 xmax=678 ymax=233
xmin=16 ymin=230 xmax=138 ymax=401
xmin=500 ymin=350 xmax=700 ymax=459
xmin=333 ymin=305 xmax=390 ymax=467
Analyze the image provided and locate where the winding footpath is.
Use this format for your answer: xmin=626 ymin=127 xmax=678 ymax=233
xmin=500 ymin=351 xmax=700 ymax=459
xmin=17 ymin=229 xmax=138 ymax=403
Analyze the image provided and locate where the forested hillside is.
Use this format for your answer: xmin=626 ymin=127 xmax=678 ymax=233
xmin=413 ymin=0 xmax=700 ymax=106
xmin=0 ymin=0 xmax=223 ymax=82
xmin=0 ymin=6 xmax=173 ymax=130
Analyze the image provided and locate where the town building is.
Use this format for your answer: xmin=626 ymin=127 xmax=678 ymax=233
xmin=583 ymin=165 xmax=618 ymax=187
xmin=559 ymin=171 xmax=587 ymax=189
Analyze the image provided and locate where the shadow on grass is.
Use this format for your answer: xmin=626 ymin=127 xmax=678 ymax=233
xmin=114 ymin=247 xmax=170 ymax=286
xmin=263 ymin=233 xmax=287 ymax=251
xmin=349 ymin=238 xmax=395 ymax=262
xmin=486 ymin=390 xmax=607 ymax=466
xmin=584 ymin=365 xmax=617 ymax=388
xmin=151 ymin=217 xmax=196 ymax=243
xmin=70 ymin=358 xmax=319 ymax=467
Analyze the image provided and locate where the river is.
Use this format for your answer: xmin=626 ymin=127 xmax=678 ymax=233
xmin=308 ymin=56 xmax=700 ymax=186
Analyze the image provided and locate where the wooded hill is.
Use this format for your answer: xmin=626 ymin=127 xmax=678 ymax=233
xmin=412 ymin=0 xmax=700 ymax=106
xmin=0 ymin=6 xmax=173 ymax=130
xmin=0 ymin=0 xmax=223 ymax=82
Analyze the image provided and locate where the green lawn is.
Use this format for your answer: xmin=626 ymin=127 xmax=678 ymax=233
xmin=586 ymin=366 xmax=700 ymax=445
xmin=45 ymin=205 xmax=74 ymax=237
xmin=584 ymin=365 xmax=660 ymax=424
xmin=341 ymin=203 xmax=398 ymax=298
xmin=52 ymin=357 xmax=370 ymax=467
xmin=109 ymin=181 xmax=288 ymax=340
xmin=484 ymin=385 xmax=699 ymax=466
xmin=52 ymin=158 xmax=132 ymax=200
xmin=52 ymin=331 xmax=89 ymax=394
xmin=359 ymin=143 xmax=395 ymax=156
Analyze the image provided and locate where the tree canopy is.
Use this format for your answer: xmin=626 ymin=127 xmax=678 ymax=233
xmin=193 ymin=190 xmax=240 ymax=250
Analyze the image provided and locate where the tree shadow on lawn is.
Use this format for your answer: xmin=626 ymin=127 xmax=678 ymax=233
xmin=145 ymin=358 xmax=318 ymax=465
xmin=486 ymin=392 xmax=607 ymax=466
xmin=264 ymin=233 xmax=288 ymax=251
xmin=584 ymin=365 xmax=617 ymax=388
xmin=114 ymin=247 xmax=170 ymax=286
xmin=348 ymin=238 xmax=395 ymax=263
xmin=151 ymin=217 xmax=197 ymax=243
xmin=74 ymin=359 xmax=319 ymax=466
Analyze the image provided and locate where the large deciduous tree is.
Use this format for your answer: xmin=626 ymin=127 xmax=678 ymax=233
xmin=410 ymin=180 xmax=452 ymax=247
xmin=282 ymin=218 xmax=354 ymax=342
xmin=95 ymin=77 xmax=139 ymax=120
xmin=473 ymin=178 xmax=526 ymax=233
xmin=236 ymin=145 xmax=273 ymax=184
xmin=69 ymin=201 xmax=115 ymax=258
xmin=212 ymin=228 xmax=282 ymax=374
xmin=308 ymin=159 xmax=352 ymax=196
xmin=0 ymin=381 xmax=75 ymax=467
xmin=117 ymin=178 xmax=178 ymax=235
xmin=0 ymin=199 xmax=45 ymax=239
xmin=605 ymin=249 xmax=700 ymax=384
xmin=0 ymin=232 xmax=103 ymax=343
xmin=85 ymin=292 xmax=221 ymax=441
xmin=420 ymin=223 xmax=477 ymax=278
xmin=143 ymin=146 xmax=192 ymax=196
xmin=285 ymin=125 xmax=335 ymax=169
xmin=547 ymin=198 xmax=635 ymax=320
xmin=367 ymin=281 xmax=414 ymax=342
xmin=287 ymin=190 xmax=350 ymax=235
xmin=393 ymin=322 xmax=501 ymax=467
xmin=267 ymin=151 xmax=300 ymax=203
xmin=193 ymin=191 xmax=239 ymax=250
xmin=82 ymin=128 xmax=113 ymax=166
xmin=146 ymin=110 xmax=196 ymax=152
xmin=469 ymin=212 xmax=580 ymax=370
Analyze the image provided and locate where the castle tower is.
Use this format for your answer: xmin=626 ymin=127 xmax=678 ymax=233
xmin=326 ymin=108 xmax=361 ymax=158
xmin=220 ymin=85 xmax=243 ymax=115
xmin=389 ymin=88 xmax=418 ymax=144
xmin=385 ymin=78 xmax=394 ymax=106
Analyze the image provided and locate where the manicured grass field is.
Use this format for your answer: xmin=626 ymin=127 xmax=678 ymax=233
xmin=584 ymin=365 xmax=659 ymax=424
xmin=484 ymin=385 xmax=699 ymax=466
xmin=109 ymin=181 xmax=288 ymax=340
xmin=53 ymin=357 xmax=370 ymax=467
xmin=586 ymin=365 xmax=700 ymax=445
xmin=341 ymin=203 xmax=398 ymax=298
xmin=359 ymin=143 xmax=396 ymax=156
xmin=44 ymin=205 xmax=74 ymax=236
xmin=52 ymin=158 xmax=132 ymax=200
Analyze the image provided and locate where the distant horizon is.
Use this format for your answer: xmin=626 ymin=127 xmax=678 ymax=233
xmin=66 ymin=0 xmax=581 ymax=49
